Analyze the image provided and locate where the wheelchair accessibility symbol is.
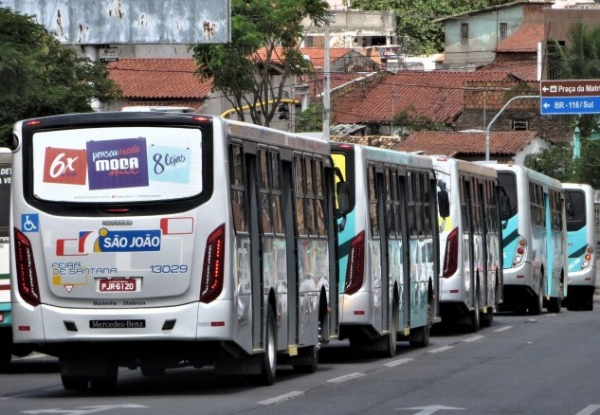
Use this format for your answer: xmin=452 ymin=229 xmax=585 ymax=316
xmin=21 ymin=214 xmax=39 ymax=233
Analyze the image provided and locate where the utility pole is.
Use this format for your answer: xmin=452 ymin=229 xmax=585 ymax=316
xmin=323 ymin=14 xmax=333 ymax=141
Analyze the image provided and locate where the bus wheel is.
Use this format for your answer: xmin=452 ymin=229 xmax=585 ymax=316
xmin=583 ymin=294 xmax=594 ymax=311
xmin=470 ymin=289 xmax=480 ymax=333
xmin=547 ymin=297 xmax=561 ymax=313
xmin=258 ymin=306 xmax=277 ymax=386
xmin=481 ymin=307 xmax=494 ymax=328
xmin=529 ymin=281 xmax=543 ymax=315
xmin=293 ymin=345 xmax=318 ymax=374
xmin=61 ymin=375 xmax=89 ymax=391
xmin=89 ymin=364 xmax=118 ymax=392
xmin=383 ymin=304 xmax=398 ymax=358
xmin=0 ymin=350 xmax=11 ymax=371
xmin=409 ymin=323 xmax=430 ymax=348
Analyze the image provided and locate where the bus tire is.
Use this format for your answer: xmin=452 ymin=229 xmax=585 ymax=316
xmin=547 ymin=297 xmax=561 ymax=313
xmin=470 ymin=287 xmax=480 ymax=333
xmin=409 ymin=323 xmax=430 ymax=348
xmin=529 ymin=280 xmax=543 ymax=315
xmin=293 ymin=345 xmax=318 ymax=374
xmin=481 ymin=307 xmax=494 ymax=328
xmin=0 ymin=350 xmax=11 ymax=371
xmin=258 ymin=306 xmax=277 ymax=386
xmin=583 ymin=294 xmax=594 ymax=311
xmin=61 ymin=375 xmax=89 ymax=391
xmin=89 ymin=364 xmax=118 ymax=392
xmin=383 ymin=302 xmax=398 ymax=358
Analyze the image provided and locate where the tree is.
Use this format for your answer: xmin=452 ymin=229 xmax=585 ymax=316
xmin=524 ymin=144 xmax=576 ymax=182
xmin=572 ymin=138 xmax=600 ymax=188
xmin=549 ymin=22 xmax=600 ymax=137
xmin=295 ymin=103 xmax=323 ymax=132
xmin=0 ymin=7 xmax=121 ymax=146
xmin=351 ymin=0 xmax=515 ymax=54
xmin=191 ymin=0 xmax=329 ymax=127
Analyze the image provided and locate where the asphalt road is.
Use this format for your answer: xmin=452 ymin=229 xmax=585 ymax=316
xmin=2 ymin=306 xmax=600 ymax=415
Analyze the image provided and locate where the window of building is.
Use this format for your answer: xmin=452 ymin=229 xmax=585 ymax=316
xmin=512 ymin=119 xmax=529 ymax=131
xmin=500 ymin=23 xmax=508 ymax=40
xmin=461 ymin=23 xmax=469 ymax=44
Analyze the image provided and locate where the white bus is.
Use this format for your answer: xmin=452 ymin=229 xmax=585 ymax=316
xmin=563 ymin=183 xmax=597 ymax=311
xmin=330 ymin=143 xmax=448 ymax=356
xmin=432 ymin=157 xmax=506 ymax=331
xmin=10 ymin=112 xmax=342 ymax=390
xmin=491 ymin=164 xmax=567 ymax=314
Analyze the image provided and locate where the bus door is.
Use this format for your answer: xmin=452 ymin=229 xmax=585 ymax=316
xmin=242 ymin=145 xmax=264 ymax=351
xmin=475 ymin=179 xmax=489 ymax=306
xmin=397 ymin=171 xmax=411 ymax=331
xmin=384 ymin=166 xmax=406 ymax=332
xmin=460 ymin=176 xmax=476 ymax=306
xmin=368 ymin=164 xmax=389 ymax=333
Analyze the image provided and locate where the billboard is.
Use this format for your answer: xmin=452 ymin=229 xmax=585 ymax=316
xmin=2 ymin=0 xmax=230 ymax=45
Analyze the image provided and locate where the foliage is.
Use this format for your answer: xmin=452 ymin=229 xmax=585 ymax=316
xmin=0 ymin=7 xmax=121 ymax=146
xmin=572 ymin=138 xmax=600 ymax=188
xmin=351 ymin=0 xmax=514 ymax=54
xmin=295 ymin=103 xmax=323 ymax=132
xmin=392 ymin=105 xmax=446 ymax=135
xmin=524 ymin=145 xmax=576 ymax=183
xmin=524 ymin=138 xmax=600 ymax=188
xmin=191 ymin=0 xmax=329 ymax=127
xmin=548 ymin=22 xmax=600 ymax=137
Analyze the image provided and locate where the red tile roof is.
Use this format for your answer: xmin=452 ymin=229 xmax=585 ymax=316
xmin=395 ymin=131 xmax=539 ymax=157
xmin=497 ymin=24 xmax=545 ymax=53
xmin=255 ymin=47 xmax=360 ymax=68
xmin=107 ymin=59 xmax=212 ymax=99
xmin=477 ymin=60 xmax=538 ymax=82
xmin=334 ymin=70 xmax=511 ymax=125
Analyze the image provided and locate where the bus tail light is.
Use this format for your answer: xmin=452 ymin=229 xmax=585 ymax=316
xmin=344 ymin=231 xmax=365 ymax=295
xmin=14 ymin=228 xmax=41 ymax=307
xmin=200 ymin=224 xmax=225 ymax=303
xmin=582 ymin=244 xmax=594 ymax=269
xmin=442 ymin=227 xmax=459 ymax=278
xmin=512 ymin=236 xmax=527 ymax=267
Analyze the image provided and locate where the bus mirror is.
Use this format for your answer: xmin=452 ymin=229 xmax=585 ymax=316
xmin=10 ymin=134 xmax=19 ymax=151
xmin=500 ymin=195 xmax=511 ymax=220
xmin=336 ymin=181 xmax=350 ymax=215
xmin=438 ymin=190 xmax=450 ymax=218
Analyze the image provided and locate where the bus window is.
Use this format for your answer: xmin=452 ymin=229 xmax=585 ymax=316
xmin=497 ymin=171 xmax=518 ymax=218
xmin=566 ymin=189 xmax=586 ymax=232
xmin=368 ymin=165 xmax=379 ymax=238
xmin=230 ymin=144 xmax=248 ymax=233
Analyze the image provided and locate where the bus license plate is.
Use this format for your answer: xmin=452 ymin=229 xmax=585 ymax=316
xmin=98 ymin=278 xmax=137 ymax=292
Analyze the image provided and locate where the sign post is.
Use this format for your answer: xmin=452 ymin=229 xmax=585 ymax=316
xmin=540 ymin=80 xmax=600 ymax=115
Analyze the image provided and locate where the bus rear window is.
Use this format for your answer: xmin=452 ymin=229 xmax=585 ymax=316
xmin=497 ymin=171 xmax=518 ymax=217
xmin=32 ymin=126 xmax=203 ymax=203
xmin=565 ymin=189 xmax=586 ymax=232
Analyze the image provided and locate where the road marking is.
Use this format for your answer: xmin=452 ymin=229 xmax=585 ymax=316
xmin=22 ymin=404 xmax=147 ymax=414
xmin=385 ymin=358 xmax=414 ymax=367
xmin=397 ymin=404 xmax=464 ymax=414
xmin=428 ymin=345 xmax=453 ymax=354
xmin=257 ymin=391 xmax=304 ymax=406
xmin=575 ymin=404 xmax=600 ymax=415
xmin=327 ymin=372 xmax=365 ymax=383
xmin=494 ymin=326 xmax=513 ymax=333
xmin=463 ymin=335 xmax=484 ymax=343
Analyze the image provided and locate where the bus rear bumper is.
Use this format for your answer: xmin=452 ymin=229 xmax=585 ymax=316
xmin=12 ymin=301 xmax=235 ymax=343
